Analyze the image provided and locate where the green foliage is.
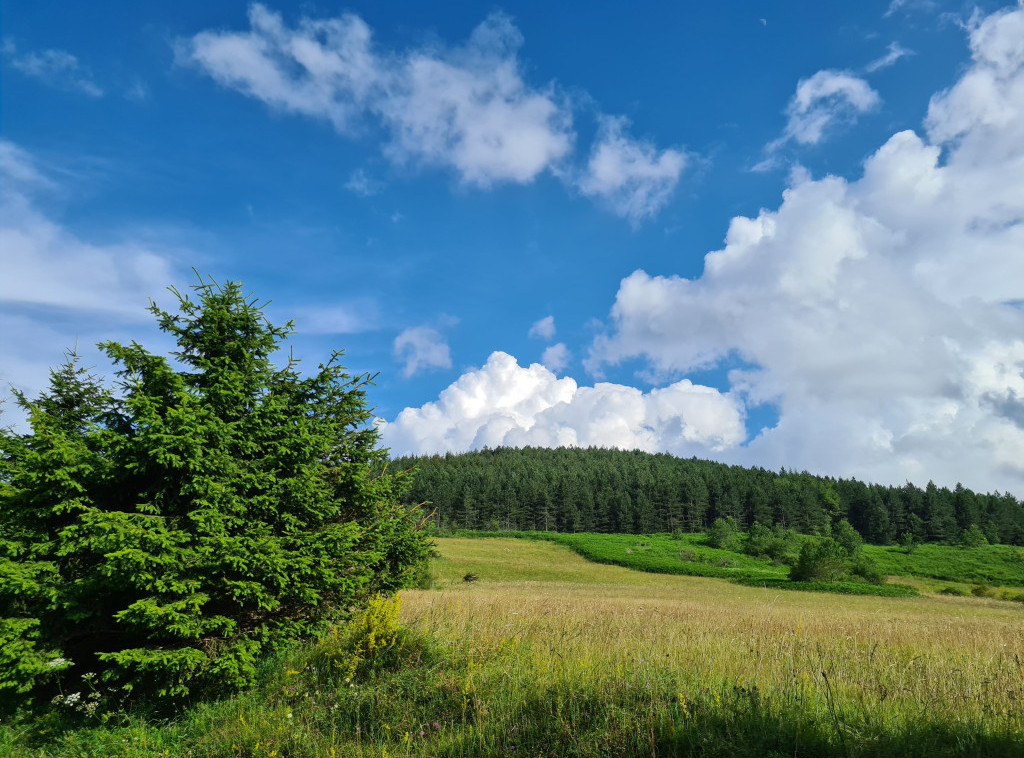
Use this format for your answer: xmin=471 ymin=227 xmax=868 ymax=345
xmin=0 ymin=278 xmax=429 ymax=708
xmin=900 ymin=531 xmax=917 ymax=554
xmin=835 ymin=519 xmax=864 ymax=558
xmin=790 ymin=539 xmax=850 ymax=583
xmin=961 ymin=524 xmax=989 ymax=548
xmin=706 ymin=516 xmax=741 ymax=550
xmin=743 ymin=522 xmax=798 ymax=563
xmin=395 ymin=448 xmax=1024 ymax=546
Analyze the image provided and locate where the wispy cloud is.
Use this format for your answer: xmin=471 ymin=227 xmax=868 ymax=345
xmin=291 ymin=303 xmax=378 ymax=334
xmin=393 ymin=325 xmax=452 ymax=378
xmin=756 ymin=69 xmax=880 ymax=169
xmin=865 ymin=42 xmax=913 ymax=73
xmin=2 ymin=39 xmax=103 ymax=97
xmin=884 ymin=0 xmax=938 ymax=19
xmin=0 ymin=140 xmax=182 ymax=414
xmin=345 ymin=168 xmax=384 ymax=196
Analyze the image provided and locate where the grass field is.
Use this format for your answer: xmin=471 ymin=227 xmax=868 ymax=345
xmin=3 ymin=536 xmax=1023 ymax=757
xmin=453 ymin=530 xmax=1024 ymax=598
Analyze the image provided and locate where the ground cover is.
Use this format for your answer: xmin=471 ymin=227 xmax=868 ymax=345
xmin=454 ymin=530 xmax=1024 ymax=598
xmin=3 ymin=537 xmax=1022 ymax=757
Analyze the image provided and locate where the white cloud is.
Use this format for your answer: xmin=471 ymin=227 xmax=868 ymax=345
xmin=393 ymin=326 xmax=452 ymax=378
xmin=0 ymin=141 xmax=177 ymax=319
xmin=587 ymin=6 xmax=1024 ymax=495
xmin=380 ymin=351 xmax=745 ymax=456
xmin=758 ymin=70 xmax=880 ymax=168
xmin=865 ymin=42 xmax=913 ymax=73
xmin=291 ymin=303 xmax=376 ymax=334
xmin=578 ymin=116 xmax=686 ymax=223
xmin=541 ymin=343 xmax=570 ymax=373
xmin=0 ymin=141 xmax=181 ymax=415
xmin=185 ymin=6 xmax=572 ymax=187
xmin=2 ymin=39 xmax=103 ymax=97
xmin=528 ymin=315 xmax=555 ymax=340
xmin=885 ymin=0 xmax=937 ymax=18
xmin=184 ymin=6 xmax=681 ymax=220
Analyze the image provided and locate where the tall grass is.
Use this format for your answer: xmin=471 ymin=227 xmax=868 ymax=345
xmin=3 ymin=537 xmax=1022 ymax=757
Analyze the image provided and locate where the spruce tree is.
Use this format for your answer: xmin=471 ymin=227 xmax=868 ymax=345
xmin=0 ymin=277 xmax=429 ymax=707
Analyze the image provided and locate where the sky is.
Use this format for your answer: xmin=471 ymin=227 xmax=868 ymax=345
xmin=2 ymin=0 xmax=1023 ymax=497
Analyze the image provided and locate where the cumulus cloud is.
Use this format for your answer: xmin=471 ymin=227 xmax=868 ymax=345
xmin=381 ymin=352 xmax=745 ymax=456
xmin=865 ymin=42 xmax=913 ymax=73
xmin=183 ymin=5 xmax=681 ymax=220
xmin=528 ymin=315 xmax=555 ymax=340
xmin=587 ymin=6 xmax=1024 ymax=494
xmin=578 ymin=116 xmax=686 ymax=223
xmin=541 ymin=343 xmax=570 ymax=373
xmin=757 ymin=70 xmax=880 ymax=169
xmin=185 ymin=6 xmax=572 ymax=187
xmin=2 ymin=39 xmax=103 ymax=97
xmin=393 ymin=326 xmax=452 ymax=378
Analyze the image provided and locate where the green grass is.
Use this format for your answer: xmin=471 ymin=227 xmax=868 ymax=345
xmin=4 ymin=537 xmax=1023 ymax=757
xmin=865 ymin=542 xmax=1024 ymax=587
xmin=450 ymin=530 xmax=1024 ymax=598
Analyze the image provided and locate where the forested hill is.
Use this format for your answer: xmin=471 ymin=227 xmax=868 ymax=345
xmin=391 ymin=447 xmax=1024 ymax=545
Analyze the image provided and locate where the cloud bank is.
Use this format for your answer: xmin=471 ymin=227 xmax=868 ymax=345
xmin=184 ymin=5 xmax=682 ymax=219
xmin=381 ymin=352 xmax=745 ymax=456
xmin=388 ymin=6 xmax=1024 ymax=496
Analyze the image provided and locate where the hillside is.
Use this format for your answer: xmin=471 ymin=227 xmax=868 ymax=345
xmin=392 ymin=447 xmax=1024 ymax=544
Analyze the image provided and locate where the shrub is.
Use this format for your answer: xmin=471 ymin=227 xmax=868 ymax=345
xmin=961 ymin=524 xmax=989 ymax=548
xmin=790 ymin=538 xmax=849 ymax=583
xmin=899 ymin=531 xmax=917 ymax=554
xmin=744 ymin=523 xmax=798 ymax=563
xmin=706 ymin=517 xmax=741 ymax=551
xmin=834 ymin=519 xmax=863 ymax=558
xmin=0 ymin=278 xmax=430 ymax=707
xmin=850 ymin=556 xmax=885 ymax=585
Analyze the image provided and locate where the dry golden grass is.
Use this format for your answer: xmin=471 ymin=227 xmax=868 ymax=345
xmin=403 ymin=538 xmax=1024 ymax=727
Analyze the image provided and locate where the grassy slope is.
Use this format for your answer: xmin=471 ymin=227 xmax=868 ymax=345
xmin=456 ymin=530 xmax=1024 ymax=597
xmin=5 ymin=538 xmax=1024 ymax=757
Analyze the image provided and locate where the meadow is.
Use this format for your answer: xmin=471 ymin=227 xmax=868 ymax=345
xmin=4 ymin=536 xmax=1023 ymax=757
xmin=449 ymin=530 xmax=1024 ymax=598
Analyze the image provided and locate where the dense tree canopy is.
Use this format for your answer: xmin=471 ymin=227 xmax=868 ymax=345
xmin=394 ymin=447 xmax=1024 ymax=545
xmin=0 ymin=278 xmax=429 ymax=707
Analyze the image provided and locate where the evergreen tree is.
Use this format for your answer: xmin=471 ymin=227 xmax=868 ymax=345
xmin=0 ymin=278 xmax=429 ymax=706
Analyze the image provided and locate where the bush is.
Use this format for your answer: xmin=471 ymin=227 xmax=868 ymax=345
xmin=850 ymin=556 xmax=885 ymax=585
xmin=744 ymin=523 xmax=798 ymax=563
xmin=0 ymin=278 xmax=430 ymax=707
xmin=706 ymin=517 xmax=741 ymax=551
xmin=834 ymin=519 xmax=863 ymax=558
xmin=961 ymin=524 xmax=989 ymax=548
xmin=790 ymin=538 xmax=849 ymax=583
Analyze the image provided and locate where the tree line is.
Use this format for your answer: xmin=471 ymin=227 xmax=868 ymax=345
xmin=391 ymin=446 xmax=1024 ymax=545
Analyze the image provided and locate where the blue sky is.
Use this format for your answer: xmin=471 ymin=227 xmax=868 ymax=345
xmin=3 ymin=0 xmax=1024 ymax=496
